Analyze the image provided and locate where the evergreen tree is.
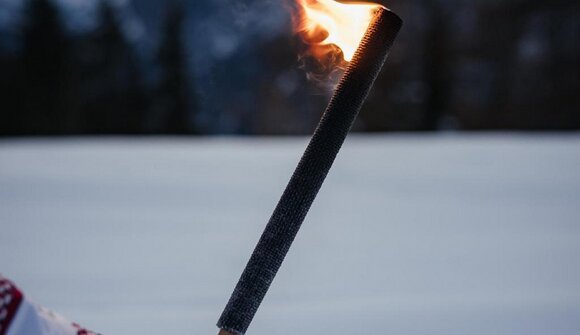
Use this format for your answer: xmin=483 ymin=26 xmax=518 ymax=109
xmin=21 ymin=0 xmax=70 ymax=135
xmin=154 ymin=0 xmax=197 ymax=134
xmin=0 ymin=31 xmax=24 ymax=136
xmin=421 ymin=0 xmax=450 ymax=131
xmin=83 ymin=0 xmax=146 ymax=134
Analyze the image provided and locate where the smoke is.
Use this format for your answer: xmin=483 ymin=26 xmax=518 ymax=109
xmin=192 ymin=0 xmax=343 ymax=92
xmin=289 ymin=0 xmax=346 ymax=92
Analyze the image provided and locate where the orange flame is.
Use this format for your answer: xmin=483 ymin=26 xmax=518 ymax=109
xmin=294 ymin=0 xmax=383 ymax=62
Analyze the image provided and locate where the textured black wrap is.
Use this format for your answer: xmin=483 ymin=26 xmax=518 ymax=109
xmin=218 ymin=8 xmax=402 ymax=335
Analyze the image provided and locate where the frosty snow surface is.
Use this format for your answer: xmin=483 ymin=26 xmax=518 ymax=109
xmin=1 ymin=135 xmax=579 ymax=335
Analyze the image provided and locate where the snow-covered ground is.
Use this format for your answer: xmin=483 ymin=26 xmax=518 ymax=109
xmin=1 ymin=135 xmax=579 ymax=335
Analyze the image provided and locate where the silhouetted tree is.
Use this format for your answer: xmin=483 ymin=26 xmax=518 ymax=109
xmin=82 ymin=0 xmax=146 ymax=134
xmin=154 ymin=0 xmax=197 ymax=134
xmin=21 ymin=0 xmax=70 ymax=135
xmin=0 ymin=31 xmax=23 ymax=136
xmin=421 ymin=0 xmax=450 ymax=130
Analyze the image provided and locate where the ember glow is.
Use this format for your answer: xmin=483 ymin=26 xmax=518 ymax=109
xmin=294 ymin=0 xmax=383 ymax=62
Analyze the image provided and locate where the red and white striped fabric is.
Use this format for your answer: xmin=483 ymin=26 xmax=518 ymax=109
xmin=0 ymin=276 xmax=97 ymax=335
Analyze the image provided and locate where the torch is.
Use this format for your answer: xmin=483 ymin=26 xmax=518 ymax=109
xmin=218 ymin=2 xmax=402 ymax=334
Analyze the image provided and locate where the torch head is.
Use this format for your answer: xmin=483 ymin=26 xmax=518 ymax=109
xmin=342 ymin=7 xmax=402 ymax=94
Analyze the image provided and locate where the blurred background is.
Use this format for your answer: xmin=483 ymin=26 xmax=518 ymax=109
xmin=0 ymin=0 xmax=579 ymax=136
xmin=1 ymin=1 xmax=579 ymax=335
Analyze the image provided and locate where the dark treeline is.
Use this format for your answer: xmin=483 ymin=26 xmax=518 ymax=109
xmin=0 ymin=0 xmax=579 ymax=136
xmin=360 ymin=0 xmax=580 ymax=131
xmin=0 ymin=0 xmax=196 ymax=136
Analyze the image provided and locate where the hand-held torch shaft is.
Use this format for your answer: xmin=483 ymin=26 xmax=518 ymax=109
xmin=218 ymin=8 xmax=402 ymax=335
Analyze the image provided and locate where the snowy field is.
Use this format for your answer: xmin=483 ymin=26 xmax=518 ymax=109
xmin=1 ymin=134 xmax=579 ymax=335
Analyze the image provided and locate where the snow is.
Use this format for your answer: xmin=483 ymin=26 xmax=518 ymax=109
xmin=1 ymin=134 xmax=579 ymax=335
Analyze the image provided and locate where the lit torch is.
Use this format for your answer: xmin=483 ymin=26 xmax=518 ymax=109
xmin=218 ymin=1 xmax=402 ymax=334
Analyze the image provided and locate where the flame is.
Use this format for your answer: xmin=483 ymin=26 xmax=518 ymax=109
xmin=294 ymin=0 xmax=383 ymax=62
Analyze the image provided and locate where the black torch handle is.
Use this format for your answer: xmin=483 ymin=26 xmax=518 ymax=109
xmin=218 ymin=8 xmax=402 ymax=335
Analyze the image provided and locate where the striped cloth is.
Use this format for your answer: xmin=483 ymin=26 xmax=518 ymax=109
xmin=0 ymin=276 xmax=97 ymax=335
